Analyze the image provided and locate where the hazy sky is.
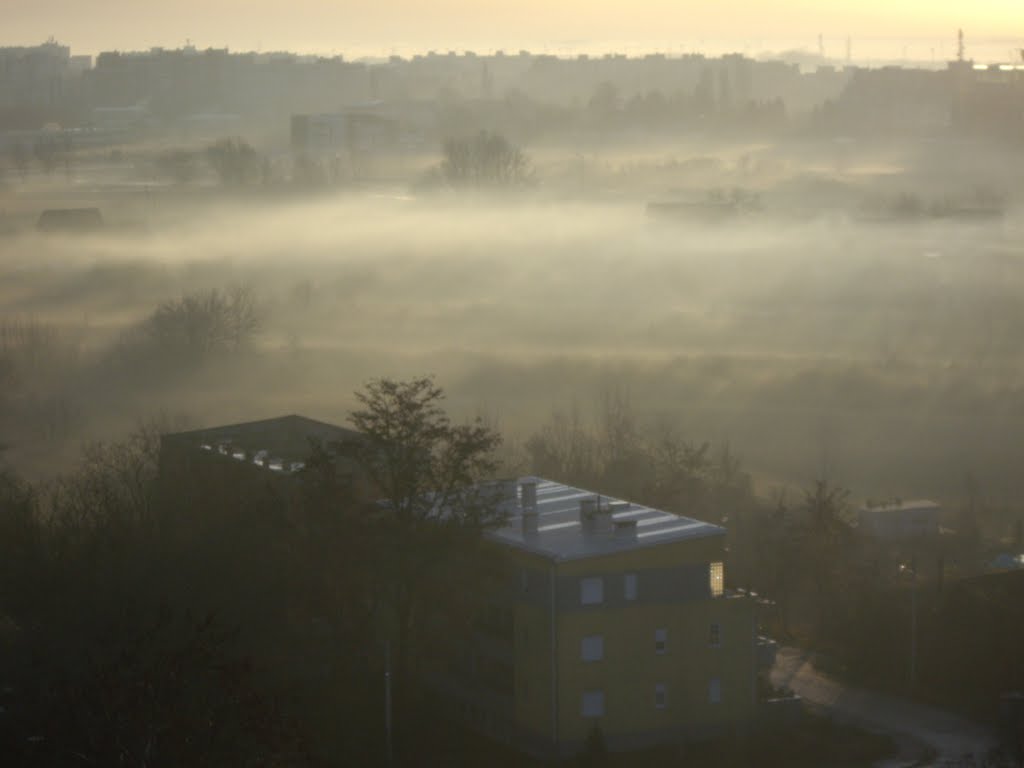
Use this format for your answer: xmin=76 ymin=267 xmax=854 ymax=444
xmin=5 ymin=0 xmax=1023 ymax=59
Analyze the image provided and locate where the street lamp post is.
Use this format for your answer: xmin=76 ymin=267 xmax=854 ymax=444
xmin=384 ymin=639 xmax=393 ymax=766
xmin=900 ymin=562 xmax=918 ymax=691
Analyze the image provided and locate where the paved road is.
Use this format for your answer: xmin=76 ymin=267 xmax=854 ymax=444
xmin=771 ymin=646 xmax=997 ymax=767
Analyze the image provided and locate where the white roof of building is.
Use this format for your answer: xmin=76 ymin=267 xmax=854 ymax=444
xmin=860 ymin=499 xmax=940 ymax=514
xmin=488 ymin=477 xmax=724 ymax=563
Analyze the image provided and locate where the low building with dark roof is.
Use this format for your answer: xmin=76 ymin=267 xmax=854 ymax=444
xmin=858 ymin=499 xmax=941 ymax=540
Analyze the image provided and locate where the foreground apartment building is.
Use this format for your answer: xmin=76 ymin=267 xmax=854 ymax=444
xmin=160 ymin=416 xmax=767 ymax=758
xmin=434 ymin=477 xmax=764 ymax=757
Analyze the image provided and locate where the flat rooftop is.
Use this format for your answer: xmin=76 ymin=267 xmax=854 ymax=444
xmin=860 ymin=499 xmax=940 ymax=514
xmin=489 ymin=477 xmax=724 ymax=562
xmin=163 ymin=414 xmax=359 ymax=471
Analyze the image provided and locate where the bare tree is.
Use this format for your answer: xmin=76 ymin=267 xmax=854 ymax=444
xmin=330 ymin=376 xmax=504 ymax=700
xmin=205 ymin=137 xmax=260 ymax=187
xmin=440 ymin=130 xmax=531 ymax=187
xmin=150 ymin=286 xmax=261 ymax=357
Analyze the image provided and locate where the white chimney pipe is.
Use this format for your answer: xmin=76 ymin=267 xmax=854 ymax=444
xmin=521 ymin=480 xmax=537 ymax=510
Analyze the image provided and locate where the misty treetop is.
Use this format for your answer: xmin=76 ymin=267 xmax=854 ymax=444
xmin=434 ymin=130 xmax=533 ymax=189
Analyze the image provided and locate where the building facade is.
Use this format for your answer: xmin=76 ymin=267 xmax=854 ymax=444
xmin=858 ymin=499 xmax=941 ymax=540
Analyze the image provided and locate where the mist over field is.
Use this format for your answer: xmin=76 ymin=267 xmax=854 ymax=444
xmin=3 ymin=136 xmax=1024 ymax=504
xmin=6 ymin=17 xmax=1024 ymax=766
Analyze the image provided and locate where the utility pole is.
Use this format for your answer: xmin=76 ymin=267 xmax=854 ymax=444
xmin=900 ymin=562 xmax=918 ymax=691
xmin=910 ymin=571 xmax=917 ymax=690
xmin=385 ymin=639 xmax=394 ymax=766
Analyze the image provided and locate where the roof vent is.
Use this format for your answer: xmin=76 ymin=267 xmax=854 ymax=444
xmin=614 ymin=519 xmax=638 ymax=540
xmin=580 ymin=497 xmax=615 ymax=534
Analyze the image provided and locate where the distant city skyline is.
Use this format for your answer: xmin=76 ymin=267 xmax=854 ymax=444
xmin=4 ymin=0 xmax=1023 ymax=63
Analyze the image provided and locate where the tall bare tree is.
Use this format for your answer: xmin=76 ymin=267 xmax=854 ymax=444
xmin=440 ymin=130 xmax=531 ymax=187
xmin=331 ymin=376 xmax=504 ymax=700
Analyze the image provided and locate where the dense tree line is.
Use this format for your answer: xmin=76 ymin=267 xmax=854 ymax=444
xmin=0 ymin=377 xmax=509 ymax=766
xmin=2 ymin=371 xmax=1021 ymax=764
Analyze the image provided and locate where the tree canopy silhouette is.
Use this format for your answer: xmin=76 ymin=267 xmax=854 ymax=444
xmin=440 ymin=130 xmax=531 ymax=188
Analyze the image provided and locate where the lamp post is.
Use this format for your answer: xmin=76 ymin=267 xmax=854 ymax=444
xmin=384 ymin=638 xmax=393 ymax=766
xmin=899 ymin=562 xmax=917 ymax=691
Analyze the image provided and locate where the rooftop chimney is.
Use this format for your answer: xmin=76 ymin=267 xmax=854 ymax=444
xmin=614 ymin=519 xmax=638 ymax=541
xmin=580 ymin=497 xmax=615 ymax=535
xmin=580 ymin=497 xmax=598 ymax=533
xmin=520 ymin=480 xmax=537 ymax=510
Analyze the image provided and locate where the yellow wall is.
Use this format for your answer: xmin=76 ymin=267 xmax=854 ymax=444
xmin=557 ymin=595 xmax=756 ymax=745
xmin=507 ymin=536 xmax=756 ymax=750
xmin=558 ymin=535 xmax=726 ymax=575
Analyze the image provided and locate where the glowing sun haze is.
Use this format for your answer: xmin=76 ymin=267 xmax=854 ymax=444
xmin=4 ymin=0 xmax=1022 ymax=57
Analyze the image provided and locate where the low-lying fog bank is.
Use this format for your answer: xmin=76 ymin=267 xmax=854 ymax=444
xmin=2 ymin=189 xmax=1023 ymax=511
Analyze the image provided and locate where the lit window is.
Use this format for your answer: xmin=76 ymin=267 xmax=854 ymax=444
xmin=581 ymin=576 xmax=604 ymax=606
xmin=624 ymin=572 xmax=638 ymax=601
xmin=710 ymin=562 xmax=724 ymax=598
xmin=710 ymin=623 xmax=721 ymax=647
xmin=654 ymin=628 xmax=668 ymax=655
xmin=581 ymin=635 xmax=604 ymax=662
xmin=709 ymin=677 xmax=722 ymax=704
xmin=654 ymin=683 xmax=668 ymax=709
xmin=582 ymin=690 xmax=605 ymax=718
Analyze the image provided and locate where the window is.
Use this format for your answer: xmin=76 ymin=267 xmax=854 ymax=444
xmin=654 ymin=683 xmax=668 ymax=709
xmin=581 ymin=576 xmax=604 ymax=606
xmin=581 ymin=635 xmax=604 ymax=662
xmin=709 ymin=677 xmax=722 ymax=704
xmin=709 ymin=622 xmax=721 ymax=647
xmin=581 ymin=690 xmax=605 ymax=718
xmin=654 ymin=628 xmax=668 ymax=655
xmin=624 ymin=572 xmax=638 ymax=601
xmin=710 ymin=561 xmax=724 ymax=598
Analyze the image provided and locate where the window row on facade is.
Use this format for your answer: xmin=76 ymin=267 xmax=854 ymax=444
xmin=579 ymin=561 xmax=724 ymax=606
xmin=581 ymin=678 xmax=722 ymax=717
xmin=580 ymin=624 xmax=722 ymax=662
